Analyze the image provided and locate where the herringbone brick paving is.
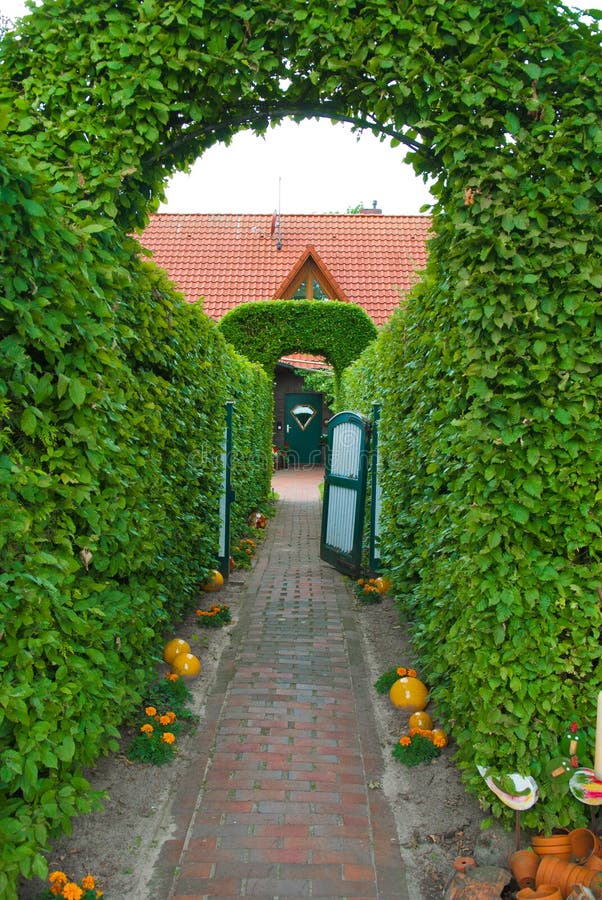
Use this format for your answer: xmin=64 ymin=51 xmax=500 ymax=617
xmin=153 ymin=467 xmax=408 ymax=899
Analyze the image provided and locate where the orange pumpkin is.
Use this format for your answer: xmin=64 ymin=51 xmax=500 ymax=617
xmin=201 ymin=569 xmax=224 ymax=592
xmin=172 ymin=652 xmax=201 ymax=677
xmin=389 ymin=676 xmax=429 ymax=713
xmin=409 ymin=711 xmax=434 ymax=731
xmin=163 ymin=638 xmax=190 ymax=665
xmin=374 ymin=576 xmax=391 ymax=595
xmin=431 ymin=728 xmax=448 ymax=747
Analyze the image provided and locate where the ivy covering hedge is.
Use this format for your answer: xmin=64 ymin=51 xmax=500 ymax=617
xmin=0 ymin=150 xmax=271 ymax=895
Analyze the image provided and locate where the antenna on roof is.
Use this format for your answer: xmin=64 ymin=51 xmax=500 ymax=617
xmin=277 ymin=177 xmax=282 ymax=251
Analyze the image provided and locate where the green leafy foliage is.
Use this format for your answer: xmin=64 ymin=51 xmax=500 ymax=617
xmin=374 ymin=668 xmax=400 ymax=695
xmin=0 ymin=150 xmax=271 ymax=894
xmin=392 ymin=733 xmax=441 ymax=767
xmin=0 ymin=0 xmax=600 ymax=881
xmin=219 ymin=300 xmax=377 ymax=403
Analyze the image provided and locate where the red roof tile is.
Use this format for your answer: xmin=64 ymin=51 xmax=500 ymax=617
xmin=139 ymin=212 xmax=432 ymax=326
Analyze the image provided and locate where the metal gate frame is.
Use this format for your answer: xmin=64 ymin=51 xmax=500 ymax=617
xmin=319 ymin=410 xmax=370 ymax=577
xmin=369 ymin=403 xmax=382 ymax=572
xmin=217 ymin=400 xmax=235 ymax=580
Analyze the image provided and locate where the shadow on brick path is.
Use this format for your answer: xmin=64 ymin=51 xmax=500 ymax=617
xmin=149 ymin=465 xmax=409 ymax=899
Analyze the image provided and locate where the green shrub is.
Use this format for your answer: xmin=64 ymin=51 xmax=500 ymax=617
xmin=0 ymin=151 xmax=271 ymax=895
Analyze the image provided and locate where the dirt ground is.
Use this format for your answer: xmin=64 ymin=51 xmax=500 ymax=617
xmin=18 ymin=550 xmax=515 ymax=900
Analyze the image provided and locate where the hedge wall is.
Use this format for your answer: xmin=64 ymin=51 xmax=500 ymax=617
xmin=219 ymin=298 xmax=377 ymax=372
xmin=342 ymin=240 xmax=602 ymax=830
xmin=0 ymin=149 xmax=271 ymax=895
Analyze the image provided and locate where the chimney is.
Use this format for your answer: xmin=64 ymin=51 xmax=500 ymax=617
xmin=359 ymin=200 xmax=382 ymax=215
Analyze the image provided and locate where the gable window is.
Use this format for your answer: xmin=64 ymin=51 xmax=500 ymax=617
xmin=275 ymin=247 xmax=347 ymax=304
xmin=292 ymin=277 xmax=330 ymax=300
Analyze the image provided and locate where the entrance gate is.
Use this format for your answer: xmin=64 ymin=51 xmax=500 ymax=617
xmin=320 ymin=411 xmax=370 ymax=577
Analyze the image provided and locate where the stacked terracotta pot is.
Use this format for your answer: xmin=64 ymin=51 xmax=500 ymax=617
xmin=509 ymin=829 xmax=602 ymax=899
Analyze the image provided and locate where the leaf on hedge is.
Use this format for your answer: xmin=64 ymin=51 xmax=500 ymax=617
xmin=20 ymin=407 xmax=38 ymax=436
xmin=508 ymin=503 xmax=529 ymax=524
xmin=56 ymin=736 xmax=76 ymax=762
xmin=68 ymin=379 xmax=86 ymax=406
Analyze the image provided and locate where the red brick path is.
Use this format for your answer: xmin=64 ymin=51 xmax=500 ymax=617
xmin=152 ymin=466 xmax=409 ymax=899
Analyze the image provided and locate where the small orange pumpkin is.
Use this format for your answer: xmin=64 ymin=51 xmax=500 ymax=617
xmin=409 ymin=710 xmax=434 ymax=731
xmin=374 ymin=576 xmax=391 ymax=595
xmin=172 ymin=652 xmax=201 ymax=677
xmin=389 ymin=676 xmax=429 ymax=713
xmin=201 ymin=569 xmax=224 ymax=592
xmin=163 ymin=638 xmax=190 ymax=665
xmin=431 ymin=728 xmax=448 ymax=747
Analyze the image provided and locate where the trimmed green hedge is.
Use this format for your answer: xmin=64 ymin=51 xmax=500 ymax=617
xmin=0 ymin=151 xmax=271 ymax=895
xmin=219 ymin=298 xmax=377 ymax=376
xmin=343 ymin=247 xmax=602 ymax=831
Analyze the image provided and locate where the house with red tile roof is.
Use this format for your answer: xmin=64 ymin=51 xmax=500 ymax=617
xmin=140 ymin=209 xmax=431 ymax=463
xmin=140 ymin=210 xmax=431 ymax=326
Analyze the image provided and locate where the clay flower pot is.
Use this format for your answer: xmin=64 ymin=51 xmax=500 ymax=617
xmin=510 ymin=849 xmax=540 ymax=889
xmin=537 ymin=855 xmax=599 ymax=895
xmin=532 ymin=831 xmax=572 ymax=861
xmin=585 ymin=853 xmax=602 ymax=872
xmin=569 ymin=827 xmax=600 ymax=864
xmin=517 ymin=886 xmax=562 ymax=900
xmin=536 ymin=855 xmax=572 ymax=891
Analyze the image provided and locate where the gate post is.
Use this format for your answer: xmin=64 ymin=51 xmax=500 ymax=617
xmin=217 ymin=400 xmax=235 ymax=580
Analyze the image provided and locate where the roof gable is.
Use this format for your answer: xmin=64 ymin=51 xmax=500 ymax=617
xmin=139 ymin=212 xmax=432 ymax=326
xmin=274 ymin=245 xmax=350 ymax=303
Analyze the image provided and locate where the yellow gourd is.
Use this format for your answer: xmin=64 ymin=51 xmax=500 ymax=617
xmin=172 ymin=652 xmax=201 ymax=677
xmin=202 ymin=569 xmax=224 ymax=592
xmin=374 ymin=576 xmax=391 ymax=595
xmin=431 ymin=728 xmax=448 ymax=747
xmin=409 ymin=710 xmax=433 ymax=731
xmin=389 ymin=676 xmax=428 ymax=713
xmin=163 ymin=638 xmax=190 ymax=665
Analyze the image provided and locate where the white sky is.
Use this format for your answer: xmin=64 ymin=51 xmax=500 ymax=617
xmin=2 ymin=0 xmax=600 ymax=215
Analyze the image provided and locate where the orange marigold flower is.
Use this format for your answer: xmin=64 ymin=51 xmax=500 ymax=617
xmin=140 ymin=723 xmax=154 ymax=735
xmin=164 ymin=711 xmax=176 ymax=723
xmin=407 ymin=668 xmax=417 ymax=677
xmin=357 ymin=578 xmax=364 ymax=586
xmin=51 ymin=886 xmax=64 ymax=897
xmin=409 ymin=727 xmax=421 ymax=737
xmin=396 ymin=667 xmax=407 ymax=676
xmin=433 ymin=735 xmax=447 ymax=748
xmin=157 ymin=714 xmax=171 ymax=726
xmin=162 ymin=732 xmax=176 ymax=745
xmin=399 ymin=736 xmax=411 ymax=746
xmin=145 ymin=706 xmax=157 ymax=717
xmin=49 ymin=872 xmax=68 ymax=886
xmin=62 ymin=882 xmax=83 ymax=900
xmin=165 ymin=672 xmax=179 ymax=682
xmin=81 ymin=875 xmax=95 ymax=890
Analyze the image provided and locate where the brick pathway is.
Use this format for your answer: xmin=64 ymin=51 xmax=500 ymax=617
xmin=152 ymin=466 xmax=409 ymax=899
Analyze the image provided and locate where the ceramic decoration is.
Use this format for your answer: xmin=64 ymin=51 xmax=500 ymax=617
xmin=569 ymin=767 xmax=602 ymax=806
xmin=477 ymin=766 xmax=539 ymax=810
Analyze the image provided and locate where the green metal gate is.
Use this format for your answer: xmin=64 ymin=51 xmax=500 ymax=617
xmin=320 ymin=410 xmax=370 ymax=577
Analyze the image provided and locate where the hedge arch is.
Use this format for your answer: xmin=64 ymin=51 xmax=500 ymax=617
xmin=218 ymin=300 xmax=377 ymax=375
xmin=1 ymin=0 xmax=601 ymax=839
